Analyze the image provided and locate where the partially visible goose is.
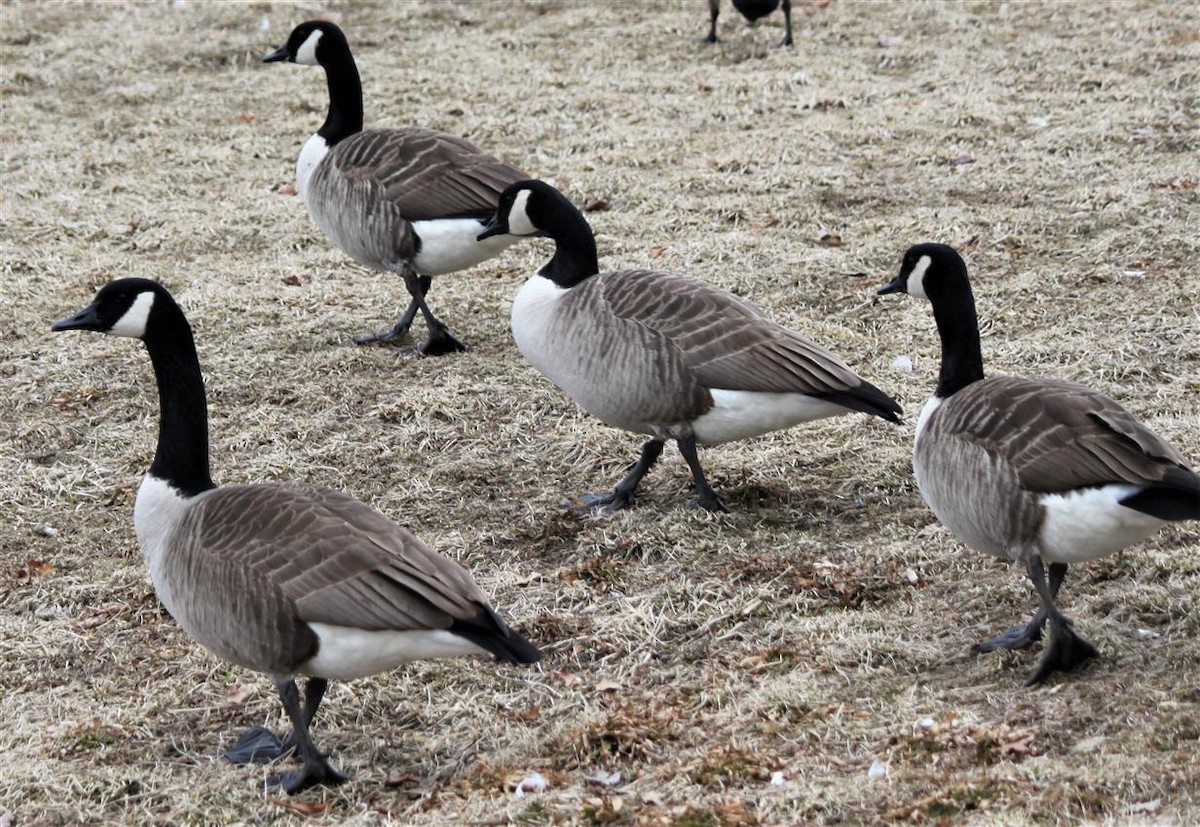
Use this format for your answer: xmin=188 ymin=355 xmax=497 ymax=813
xmin=264 ymin=20 xmax=530 ymax=355
xmin=705 ymin=0 xmax=794 ymax=47
xmin=477 ymin=180 xmax=902 ymax=512
xmin=51 ymin=279 xmax=541 ymax=792
xmin=878 ymin=243 xmax=1199 ymax=685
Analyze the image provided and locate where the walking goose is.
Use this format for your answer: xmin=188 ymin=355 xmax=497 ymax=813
xmin=478 ymin=180 xmax=902 ymax=512
xmin=705 ymin=0 xmax=794 ymax=47
xmin=878 ymin=243 xmax=1199 ymax=685
xmin=264 ymin=20 xmax=530 ymax=355
xmin=51 ymin=279 xmax=541 ymax=792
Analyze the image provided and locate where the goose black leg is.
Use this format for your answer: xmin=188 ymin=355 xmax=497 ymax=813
xmin=974 ymin=562 xmax=1067 ymax=653
xmin=224 ymin=677 xmax=329 ymax=766
xmin=676 ymin=434 xmax=727 ymax=513
xmin=779 ymin=0 xmax=794 ymax=47
xmin=267 ymin=678 xmax=348 ymax=794
xmin=354 ymin=277 xmax=432 ymax=346
xmin=400 ymin=271 xmax=466 ymax=356
xmin=575 ymin=439 xmax=665 ymax=511
xmin=1023 ymin=556 xmax=1098 ymax=686
xmin=705 ymin=0 xmax=721 ymax=43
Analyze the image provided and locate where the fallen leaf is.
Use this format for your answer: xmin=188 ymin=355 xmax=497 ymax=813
xmin=595 ymin=676 xmax=622 ymax=692
xmin=583 ymin=198 xmax=610 ymax=213
xmin=239 ymin=113 xmax=256 ymax=123
xmin=279 ymin=184 xmax=297 ymax=196
xmin=27 ymin=558 xmax=56 ymax=578
xmin=819 ymin=233 xmax=843 ymax=247
xmin=281 ymin=274 xmax=302 ymax=286
xmin=649 ymin=245 xmax=668 ymax=259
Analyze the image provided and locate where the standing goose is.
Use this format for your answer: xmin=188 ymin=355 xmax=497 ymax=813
xmin=478 ymin=180 xmax=902 ymax=512
xmin=264 ymin=20 xmax=530 ymax=355
xmin=705 ymin=0 xmax=794 ymax=47
xmin=878 ymin=243 xmax=1199 ymax=685
xmin=51 ymin=279 xmax=541 ymax=793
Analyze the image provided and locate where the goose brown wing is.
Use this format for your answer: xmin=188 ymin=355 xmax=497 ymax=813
xmin=186 ymin=484 xmax=491 ymax=632
xmin=331 ymin=127 xmax=528 ymax=220
xmin=594 ymin=270 xmax=898 ymax=417
xmin=941 ymin=377 xmax=1193 ymax=493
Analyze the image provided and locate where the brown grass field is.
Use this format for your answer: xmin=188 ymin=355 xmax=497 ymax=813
xmin=2 ymin=1 xmax=1198 ymax=824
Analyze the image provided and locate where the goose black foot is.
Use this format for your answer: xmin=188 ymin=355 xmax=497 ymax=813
xmin=973 ymin=610 xmax=1047 ymax=653
xmin=354 ymin=323 xmax=412 ymax=346
xmin=224 ymin=726 xmax=296 ymax=765
xmin=1025 ymin=620 xmax=1099 ymax=686
xmin=267 ymin=759 xmax=349 ymax=795
xmin=572 ymin=490 xmax=635 ymax=513
xmin=695 ymin=489 xmax=729 ymax=513
xmin=412 ymin=324 xmax=467 ymax=357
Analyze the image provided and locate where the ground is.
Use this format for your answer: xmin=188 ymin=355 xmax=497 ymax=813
xmin=2 ymin=1 xmax=1198 ymax=825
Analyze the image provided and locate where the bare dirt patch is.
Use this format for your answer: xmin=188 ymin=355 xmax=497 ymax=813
xmin=2 ymin=1 xmax=1197 ymax=825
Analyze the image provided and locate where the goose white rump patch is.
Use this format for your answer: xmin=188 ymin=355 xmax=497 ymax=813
xmin=300 ymin=623 xmax=492 ymax=680
xmin=411 ymin=218 xmax=516 ymax=275
xmin=692 ymin=389 xmax=849 ymax=445
xmin=1039 ymin=484 xmax=1166 ymax=563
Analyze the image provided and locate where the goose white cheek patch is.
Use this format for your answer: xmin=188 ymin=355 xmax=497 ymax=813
xmin=295 ymin=29 xmax=323 ymax=65
xmin=907 ymin=255 xmax=932 ymax=299
xmin=110 ymin=291 xmax=156 ymax=338
xmin=507 ymin=189 xmax=537 ymax=236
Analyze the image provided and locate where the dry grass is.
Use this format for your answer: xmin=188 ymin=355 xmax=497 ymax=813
xmin=2 ymin=1 xmax=1198 ymax=825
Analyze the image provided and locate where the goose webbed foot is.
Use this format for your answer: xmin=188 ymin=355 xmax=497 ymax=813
xmin=676 ymin=435 xmax=728 ymax=513
xmin=695 ymin=489 xmax=729 ymax=513
xmin=267 ymin=758 xmax=349 ymax=795
xmin=354 ymin=323 xmax=411 ymax=346
xmin=973 ymin=608 xmax=1047 ymax=653
xmin=412 ymin=323 xmax=467 ymax=357
xmin=572 ymin=489 xmax=635 ymax=513
xmin=224 ymin=726 xmax=296 ymax=765
xmin=1025 ymin=618 xmax=1099 ymax=686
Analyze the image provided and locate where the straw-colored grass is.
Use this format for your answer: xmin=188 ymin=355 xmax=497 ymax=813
xmin=2 ymin=1 xmax=1197 ymax=824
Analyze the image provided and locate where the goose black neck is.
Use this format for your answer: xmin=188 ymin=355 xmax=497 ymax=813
xmin=540 ymin=204 xmax=600 ymax=288
xmin=316 ymin=39 xmax=363 ymax=146
xmin=143 ymin=312 xmax=215 ymax=497
xmin=930 ymin=281 xmax=985 ymax=398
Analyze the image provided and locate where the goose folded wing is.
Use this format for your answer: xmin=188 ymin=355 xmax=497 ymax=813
xmin=597 ymin=270 xmax=869 ymax=395
xmin=954 ymin=378 xmax=1191 ymax=492
xmin=335 ymin=127 xmax=527 ymax=220
xmin=194 ymin=484 xmax=492 ymax=632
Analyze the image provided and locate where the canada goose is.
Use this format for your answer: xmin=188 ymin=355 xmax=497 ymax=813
xmin=878 ymin=243 xmax=1199 ymax=685
xmin=51 ymin=279 xmax=541 ymax=792
xmin=264 ymin=20 xmax=530 ymax=355
xmin=478 ymin=180 xmax=901 ymax=512
xmin=705 ymin=0 xmax=794 ymax=47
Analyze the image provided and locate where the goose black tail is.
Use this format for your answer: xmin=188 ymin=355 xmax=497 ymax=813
xmin=816 ymin=380 xmax=903 ymax=424
xmin=452 ymin=605 xmax=542 ymax=665
xmin=1120 ymin=466 xmax=1200 ymax=522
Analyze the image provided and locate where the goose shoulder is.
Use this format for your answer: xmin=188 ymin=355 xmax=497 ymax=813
xmin=316 ymin=127 xmax=528 ymax=220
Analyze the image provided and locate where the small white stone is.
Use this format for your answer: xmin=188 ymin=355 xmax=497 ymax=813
xmin=770 ymin=771 xmax=786 ymax=787
xmin=514 ymin=772 xmax=548 ymax=798
xmin=868 ymin=758 xmax=888 ymax=780
xmin=891 ymin=355 xmax=913 ymax=373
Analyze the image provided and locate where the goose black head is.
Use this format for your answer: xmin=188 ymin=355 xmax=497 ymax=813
xmin=52 ymin=278 xmax=171 ymax=340
xmin=264 ymin=20 xmax=347 ymax=66
xmin=478 ymin=180 xmax=561 ymax=241
xmin=878 ymin=243 xmax=969 ymax=302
